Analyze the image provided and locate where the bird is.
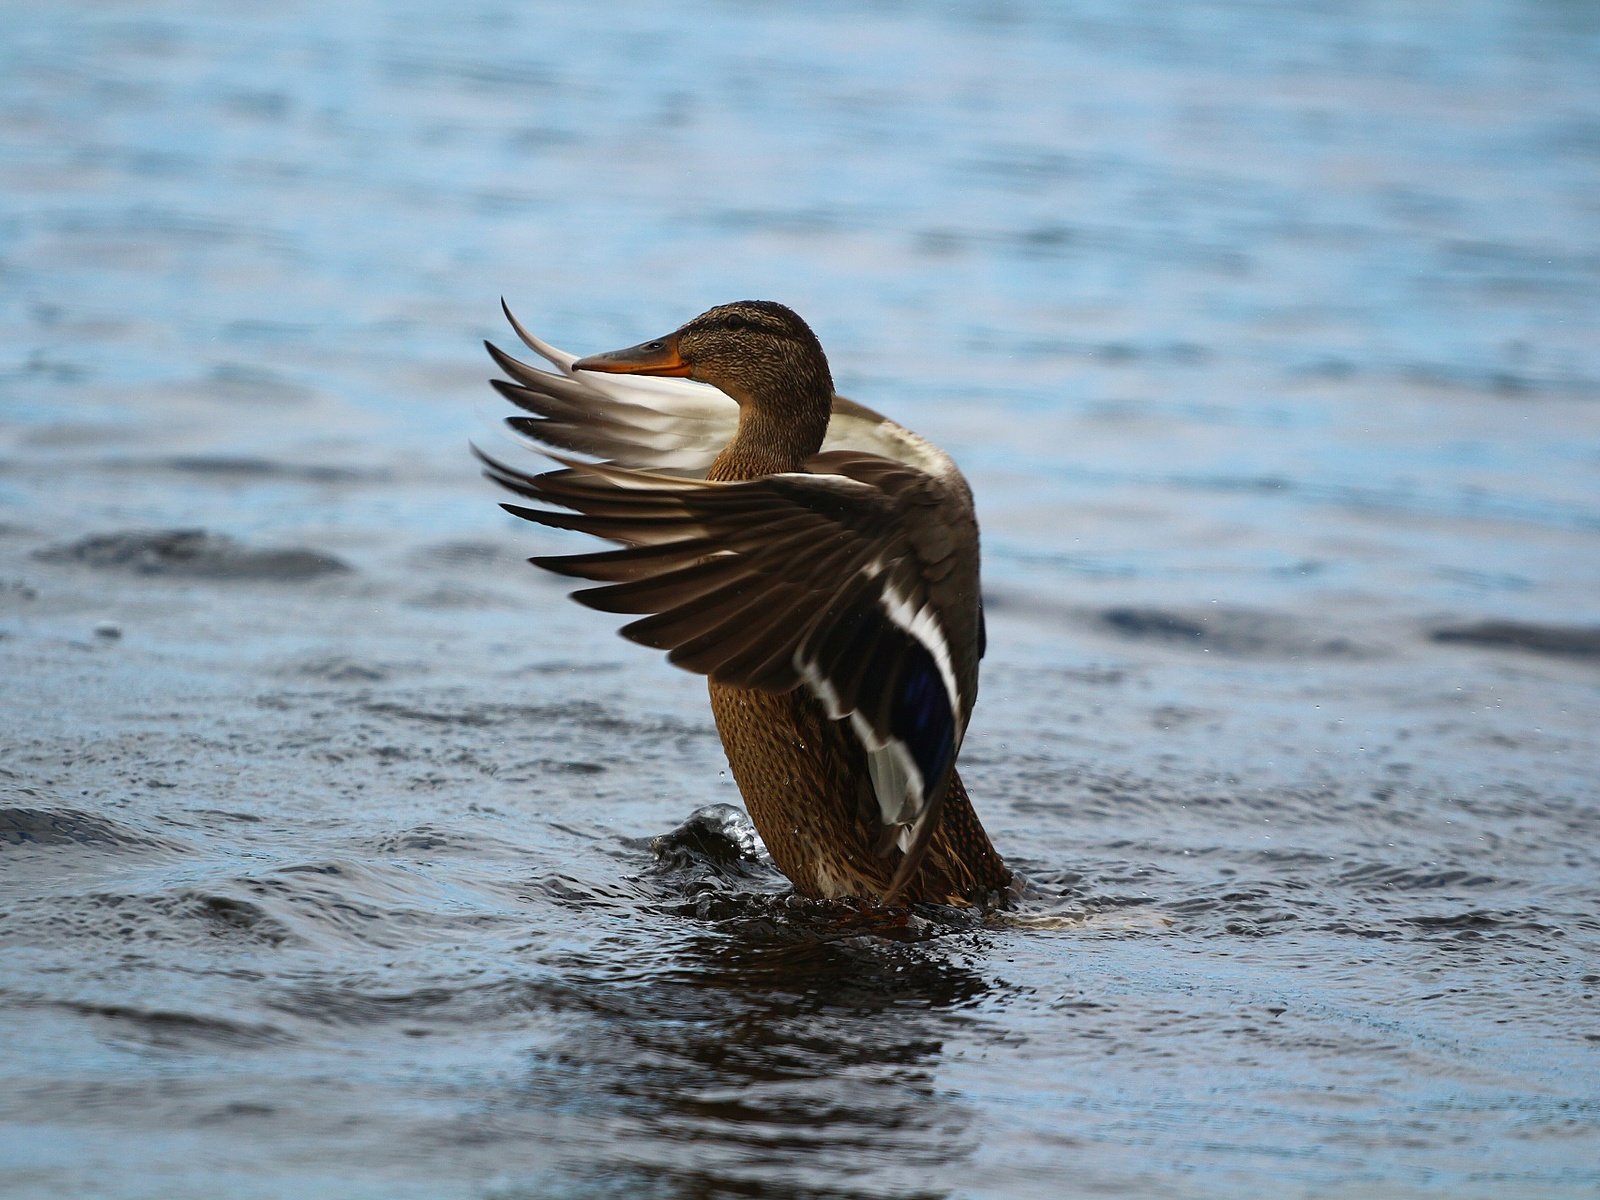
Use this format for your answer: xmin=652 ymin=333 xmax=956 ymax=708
xmin=477 ymin=299 xmax=1011 ymax=907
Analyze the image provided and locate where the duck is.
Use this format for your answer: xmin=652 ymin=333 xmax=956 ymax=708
xmin=477 ymin=300 xmax=1011 ymax=907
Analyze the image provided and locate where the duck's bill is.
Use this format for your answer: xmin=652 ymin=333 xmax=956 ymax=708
xmin=572 ymin=335 xmax=690 ymax=377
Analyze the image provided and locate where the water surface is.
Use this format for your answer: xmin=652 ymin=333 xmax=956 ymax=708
xmin=2 ymin=1 xmax=1598 ymax=1197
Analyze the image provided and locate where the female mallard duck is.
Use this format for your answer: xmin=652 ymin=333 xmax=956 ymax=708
xmin=477 ymin=300 xmax=1011 ymax=907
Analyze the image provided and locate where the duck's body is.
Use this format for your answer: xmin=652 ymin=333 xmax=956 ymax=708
xmin=479 ymin=300 xmax=1010 ymax=906
xmin=709 ymin=685 xmax=1007 ymax=902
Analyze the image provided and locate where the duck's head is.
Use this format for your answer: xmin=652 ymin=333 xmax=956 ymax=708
xmin=573 ymin=300 xmax=834 ymax=415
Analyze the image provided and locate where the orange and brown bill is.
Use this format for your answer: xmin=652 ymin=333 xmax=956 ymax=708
xmin=572 ymin=334 xmax=689 ymax=377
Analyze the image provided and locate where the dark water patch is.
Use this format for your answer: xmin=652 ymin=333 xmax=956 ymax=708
xmin=360 ymin=697 xmax=555 ymax=729
xmin=547 ymin=935 xmax=994 ymax=1066
xmin=156 ymin=807 xmax=260 ymax=829
xmin=1054 ymin=664 xmax=1128 ymax=685
xmin=180 ymin=893 xmax=295 ymax=946
xmin=957 ymin=144 xmax=1091 ymax=188
xmin=222 ymin=317 xmax=310 ymax=342
xmin=403 ymin=583 xmax=507 ymax=609
xmin=358 ymin=695 xmax=709 ymax=742
xmin=202 ymin=363 xmax=317 ymax=406
xmin=704 ymin=205 xmax=852 ymax=236
xmin=524 ymin=872 xmax=659 ymax=912
xmin=476 ymin=933 xmax=995 ymax=1199
xmin=0 ymin=885 xmax=293 ymax=950
xmin=1160 ymin=882 xmax=1307 ymax=923
xmin=10 ymin=421 xmax=120 ymax=449
xmin=1433 ymin=565 xmax=1534 ymax=595
xmin=1405 ymin=352 xmax=1600 ymax=401
xmin=224 ymin=315 xmax=313 ymax=347
xmin=1002 ymin=764 xmax=1164 ymax=819
xmin=1407 ymin=779 xmax=1593 ymax=831
xmin=1007 ymin=862 xmax=1089 ymax=896
xmin=193 ymin=1099 xmax=281 ymax=1124
xmin=1005 ymin=766 xmax=1355 ymax=831
xmin=1097 ymin=605 xmax=1369 ymax=658
xmin=62 ymin=999 xmax=292 ymax=1049
xmin=986 ymin=553 xmax=1140 ymax=590
xmin=260 ymin=968 xmax=608 ymax=1035
xmin=513 ymin=659 xmax=626 ymax=675
xmin=154 ymin=455 xmax=380 ymax=484
xmin=1148 ymin=702 xmax=1209 ymax=730
xmin=260 ymin=925 xmax=1000 ymax=1196
xmin=225 ymin=858 xmax=528 ymax=949
xmin=1400 ymin=909 xmax=1565 ymax=938
xmin=0 ymin=352 xmax=93 ymax=387
xmin=288 ymin=654 xmax=391 ymax=682
xmin=366 ymin=824 xmax=501 ymax=856
xmin=1337 ymin=862 xmax=1504 ymax=892
xmin=0 ymin=801 xmax=181 ymax=851
xmin=0 ymin=1075 xmax=275 ymax=1130
xmin=266 ymin=981 xmax=464 ymax=1029
xmin=236 ymin=870 xmax=399 ymax=944
xmin=491 ymin=757 xmax=612 ymax=786
xmin=917 ymin=219 xmax=1249 ymax=273
xmin=506 ymin=1165 xmax=950 ymax=1200
xmin=501 ymin=757 xmax=608 ymax=779
xmin=34 ymin=528 xmax=350 ymax=581
xmin=407 ymin=538 xmax=515 ymax=569
xmin=988 ymin=589 xmax=1373 ymax=657
xmin=1105 ymin=607 xmax=1207 ymax=641
xmin=45 ymin=204 xmax=278 ymax=250
xmin=1289 ymin=355 xmax=1361 ymax=381
xmin=381 ymin=50 xmax=556 ymax=95
xmin=0 ymin=579 xmax=40 ymax=605
xmin=1171 ymin=470 xmax=1600 ymax=534
xmin=1430 ymin=619 xmax=1600 ymax=660
xmin=545 ymin=759 xmax=607 ymax=775
xmin=1011 ymin=333 xmax=1211 ymax=366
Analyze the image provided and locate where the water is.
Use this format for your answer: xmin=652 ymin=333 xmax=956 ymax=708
xmin=2 ymin=1 xmax=1598 ymax=1196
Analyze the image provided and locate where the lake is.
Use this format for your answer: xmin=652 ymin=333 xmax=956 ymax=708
xmin=2 ymin=1 xmax=1598 ymax=1196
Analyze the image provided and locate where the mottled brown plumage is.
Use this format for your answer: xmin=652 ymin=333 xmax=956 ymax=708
xmin=708 ymin=685 xmax=1008 ymax=903
xmin=481 ymin=300 xmax=1010 ymax=906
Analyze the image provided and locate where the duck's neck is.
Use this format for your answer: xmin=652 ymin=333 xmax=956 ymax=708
xmin=707 ymin=372 xmax=833 ymax=483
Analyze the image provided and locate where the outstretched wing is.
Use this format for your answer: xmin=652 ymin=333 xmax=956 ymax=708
xmin=486 ymin=300 xmax=975 ymax=490
xmin=486 ymin=302 xmax=737 ymax=473
xmin=477 ymin=446 xmax=983 ymax=896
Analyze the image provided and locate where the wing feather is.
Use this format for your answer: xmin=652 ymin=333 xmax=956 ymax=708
xmin=487 ymin=303 xmax=976 ymax=494
xmin=481 ymin=306 xmax=986 ymax=898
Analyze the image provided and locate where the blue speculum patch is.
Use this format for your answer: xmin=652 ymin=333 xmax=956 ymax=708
xmin=890 ymin=642 xmax=954 ymax=795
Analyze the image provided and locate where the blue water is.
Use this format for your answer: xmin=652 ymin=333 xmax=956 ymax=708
xmin=2 ymin=2 xmax=1598 ymax=1197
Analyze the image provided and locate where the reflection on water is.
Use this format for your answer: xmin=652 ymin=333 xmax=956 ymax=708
xmin=524 ymin=929 xmax=990 ymax=1200
xmin=495 ymin=817 xmax=998 ymax=1196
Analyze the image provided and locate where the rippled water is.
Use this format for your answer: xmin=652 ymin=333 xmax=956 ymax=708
xmin=3 ymin=2 xmax=1598 ymax=1197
